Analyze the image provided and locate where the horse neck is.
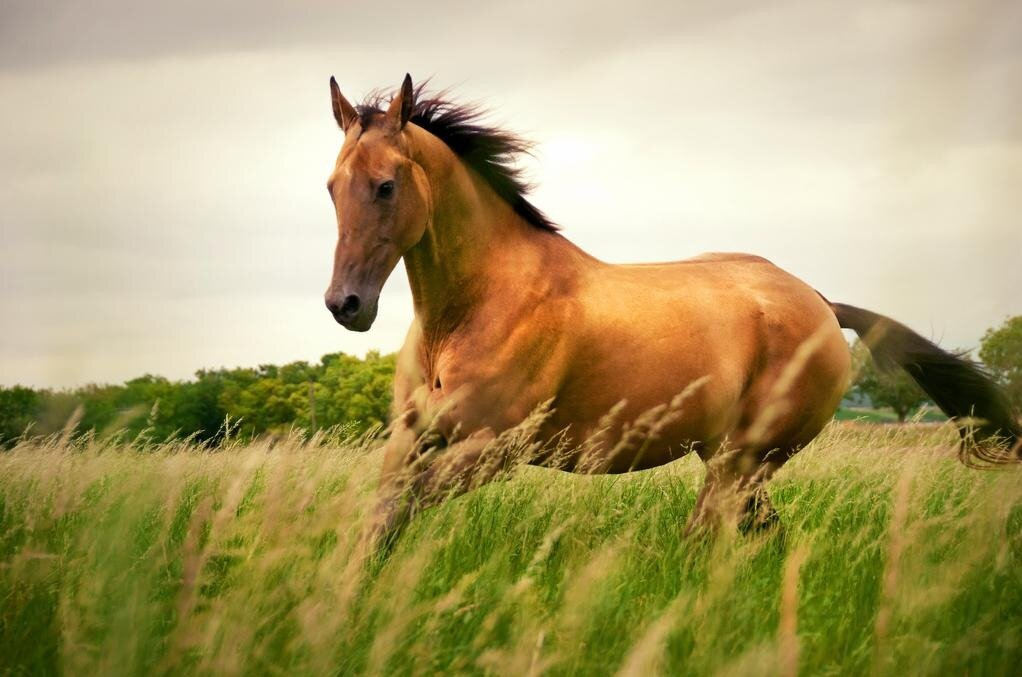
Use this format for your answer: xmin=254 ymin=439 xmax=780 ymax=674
xmin=402 ymin=128 xmax=546 ymax=335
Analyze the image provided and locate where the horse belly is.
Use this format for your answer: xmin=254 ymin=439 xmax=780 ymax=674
xmin=541 ymin=332 xmax=751 ymax=473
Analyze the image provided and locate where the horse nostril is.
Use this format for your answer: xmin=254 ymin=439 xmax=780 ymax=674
xmin=326 ymin=293 xmax=363 ymax=323
xmin=340 ymin=294 xmax=361 ymax=318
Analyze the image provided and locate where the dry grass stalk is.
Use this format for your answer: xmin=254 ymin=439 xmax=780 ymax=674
xmin=779 ymin=545 xmax=808 ymax=677
xmin=614 ymin=593 xmax=691 ymax=677
xmin=873 ymin=467 xmax=913 ymax=670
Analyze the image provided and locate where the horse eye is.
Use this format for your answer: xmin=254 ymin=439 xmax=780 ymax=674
xmin=377 ymin=180 xmax=395 ymax=200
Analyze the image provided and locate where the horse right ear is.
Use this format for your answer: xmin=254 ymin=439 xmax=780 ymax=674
xmin=330 ymin=76 xmax=358 ymax=131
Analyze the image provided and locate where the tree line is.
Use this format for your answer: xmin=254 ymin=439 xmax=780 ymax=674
xmin=0 ymin=351 xmax=395 ymax=446
xmin=1 ymin=316 xmax=1019 ymax=446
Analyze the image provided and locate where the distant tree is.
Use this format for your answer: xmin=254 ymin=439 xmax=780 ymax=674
xmin=979 ymin=315 xmax=1022 ymax=411
xmin=0 ymin=386 xmax=40 ymax=446
xmin=175 ymin=373 xmax=230 ymax=442
xmin=32 ymin=391 xmax=81 ymax=436
xmin=319 ymin=351 xmax=395 ymax=433
xmin=1 ymin=351 xmax=397 ymax=444
xmin=78 ymin=382 xmax=137 ymax=434
xmin=849 ymin=339 xmax=929 ymax=422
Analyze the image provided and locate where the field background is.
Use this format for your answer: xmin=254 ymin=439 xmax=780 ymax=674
xmin=2 ymin=422 xmax=1020 ymax=676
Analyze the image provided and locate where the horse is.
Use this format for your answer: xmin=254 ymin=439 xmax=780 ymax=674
xmin=323 ymin=74 xmax=1021 ymax=548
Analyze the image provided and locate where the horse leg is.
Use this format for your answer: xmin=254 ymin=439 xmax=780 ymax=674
xmin=361 ymin=421 xmax=500 ymax=557
xmin=737 ymin=476 xmax=781 ymax=534
xmin=360 ymin=416 xmax=420 ymax=557
xmin=685 ymin=446 xmax=785 ymax=536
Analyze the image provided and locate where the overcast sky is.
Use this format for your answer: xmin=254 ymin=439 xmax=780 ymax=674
xmin=2 ymin=0 xmax=1020 ymax=388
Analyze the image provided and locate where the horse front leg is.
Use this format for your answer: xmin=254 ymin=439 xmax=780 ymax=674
xmin=359 ymin=417 xmax=420 ymax=558
xmin=361 ymin=421 xmax=498 ymax=558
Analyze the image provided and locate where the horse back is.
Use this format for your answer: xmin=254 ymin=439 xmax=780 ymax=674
xmin=547 ymin=252 xmax=849 ymax=465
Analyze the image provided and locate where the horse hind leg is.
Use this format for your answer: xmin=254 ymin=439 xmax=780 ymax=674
xmin=688 ymin=350 xmax=844 ymax=537
xmin=686 ymin=312 xmax=849 ymax=535
xmin=684 ymin=445 xmax=789 ymax=537
xmin=738 ymin=475 xmax=781 ymax=533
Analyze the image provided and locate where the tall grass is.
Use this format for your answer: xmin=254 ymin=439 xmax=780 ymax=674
xmin=1 ymin=423 xmax=1020 ymax=675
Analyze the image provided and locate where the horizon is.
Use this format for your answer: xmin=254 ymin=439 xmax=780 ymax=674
xmin=3 ymin=1 xmax=1021 ymax=389
xmin=0 ymin=330 xmax=997 ymax=393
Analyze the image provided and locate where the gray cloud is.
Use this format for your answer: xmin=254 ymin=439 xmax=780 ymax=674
xmin=2 ymin=0 xmax=1020 ymax=387
xmin=0 ymin=1 xmax=730 ymax=70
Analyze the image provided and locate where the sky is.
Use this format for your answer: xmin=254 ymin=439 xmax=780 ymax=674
xmin=1 ymin=0 xmax=1020 ymax=389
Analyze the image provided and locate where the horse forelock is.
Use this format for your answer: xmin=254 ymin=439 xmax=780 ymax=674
xmin=355 ymin=83 xmax=557 ymax=232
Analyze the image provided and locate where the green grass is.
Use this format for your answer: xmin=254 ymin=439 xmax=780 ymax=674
xmin=1 ymin=423 xmax=1021 ymax=675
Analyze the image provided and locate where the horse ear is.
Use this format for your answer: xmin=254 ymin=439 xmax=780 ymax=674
xmin=386 ymin=73 xmax=414 ymax=129
xmin=330 ymin=76 xmax=358 ymax=131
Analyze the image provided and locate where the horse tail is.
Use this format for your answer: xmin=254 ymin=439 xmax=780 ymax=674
xmin=831 ymin=302 xmax=1021 ymax=463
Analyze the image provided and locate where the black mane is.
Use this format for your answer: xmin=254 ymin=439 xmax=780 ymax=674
xmin=357 ymin=84 xmax=557 ymax=232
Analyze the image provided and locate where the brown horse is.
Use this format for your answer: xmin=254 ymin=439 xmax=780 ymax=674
xmin=324 ymin=74 xmax=1020 ymax=547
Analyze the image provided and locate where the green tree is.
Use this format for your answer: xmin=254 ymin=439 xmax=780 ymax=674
xmin=172 ymin=373 xmax=230 ymax=442
xmin=849 ymin=339 xmax=929 ymax=422
xmin=32 ymin=391 xmax=82 ymax=436
xmin=979 ymin=315 xmax=1022 ymax=411
xmin=0 ymin=386 xmax=40 ymax=446
xmin=319 ymin=351 xmax=395 ymax=433
xmin=0 ymin=351 xmax=397 ymax=444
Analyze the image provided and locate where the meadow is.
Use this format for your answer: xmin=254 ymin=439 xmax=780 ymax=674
xmin=1 ymin=422 xmax=1020 ymax=676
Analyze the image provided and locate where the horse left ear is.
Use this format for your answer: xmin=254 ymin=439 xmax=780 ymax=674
xmin=386 ymin=73 xmax=414 ymax=129
xmin=330 ymin=76 xmax=358 ymax=131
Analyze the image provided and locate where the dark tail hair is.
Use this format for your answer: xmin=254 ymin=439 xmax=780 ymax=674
xmin=833 ymin=303 xmax=1021 ymax=464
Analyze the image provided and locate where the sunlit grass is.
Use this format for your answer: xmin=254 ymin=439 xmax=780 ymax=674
xmin=1 ymin=423 xmax=1020 ymax=675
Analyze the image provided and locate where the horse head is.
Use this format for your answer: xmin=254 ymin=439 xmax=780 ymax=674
xmin=324 ymin=74 xmax=430 ymax=331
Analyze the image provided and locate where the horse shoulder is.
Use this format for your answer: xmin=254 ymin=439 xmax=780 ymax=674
xmin=420 ymin=293 xmax=578 ymax=440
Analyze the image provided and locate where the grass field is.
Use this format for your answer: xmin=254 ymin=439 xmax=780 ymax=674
xmin=2 ymin=422 xmax=1021 ymax=676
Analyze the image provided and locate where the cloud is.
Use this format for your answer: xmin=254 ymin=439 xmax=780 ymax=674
xmin=1 ymin=0 xmax=1020 ymax=387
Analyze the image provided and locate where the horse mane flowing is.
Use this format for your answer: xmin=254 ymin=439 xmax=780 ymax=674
xmin=355 ymin=84 xmax=557 ymax=231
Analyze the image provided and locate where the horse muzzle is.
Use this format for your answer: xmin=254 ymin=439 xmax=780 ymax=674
xmin=325 ymin=291 xmax=379 ymax=332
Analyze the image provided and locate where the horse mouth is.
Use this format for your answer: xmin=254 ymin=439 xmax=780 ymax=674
xmin=338 ymin=317 xmax=373 ymax=332
xmin=334 ymin=303 xmax=378 ymax=332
